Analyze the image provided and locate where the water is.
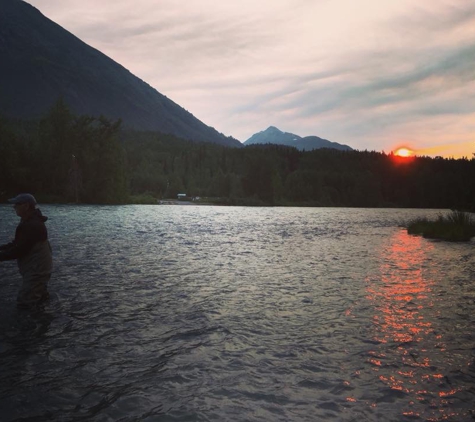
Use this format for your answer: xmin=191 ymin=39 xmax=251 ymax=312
xmin=0 ymin=205 xmax=474 ymax=421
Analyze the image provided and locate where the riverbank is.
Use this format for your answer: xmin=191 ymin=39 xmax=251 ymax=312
xmin=158 ymin=200 xmax=195 ymax=205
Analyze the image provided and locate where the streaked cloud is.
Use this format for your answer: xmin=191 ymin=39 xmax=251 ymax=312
xmin=28 ymin=0 xmax=475 ymax=157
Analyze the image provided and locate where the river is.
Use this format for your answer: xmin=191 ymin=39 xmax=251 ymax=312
xmin=0 ymin=205 xmax=474 ymax=421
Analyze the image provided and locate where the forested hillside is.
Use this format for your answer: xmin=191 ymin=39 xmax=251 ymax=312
xmin=1 ymin=103 xmax=474 ymax=210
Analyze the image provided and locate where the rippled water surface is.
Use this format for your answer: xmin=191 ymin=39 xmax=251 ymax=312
xmin=0 ymin=205 xmax=474 ymax=421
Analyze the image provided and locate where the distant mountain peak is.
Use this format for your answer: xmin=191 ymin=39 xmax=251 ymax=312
xmin=244 ymin=127 xmax=353 ymax=151
xmin=265 ymin=126 xmax=282 ymax=133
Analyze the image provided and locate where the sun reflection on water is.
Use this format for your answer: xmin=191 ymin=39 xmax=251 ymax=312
xmin=364 ymin=230 xmax=471 ymax=421
xmin=367 ymin=230 xmax=434 ymax=346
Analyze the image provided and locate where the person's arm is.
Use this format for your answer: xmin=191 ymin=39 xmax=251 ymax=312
xmin=0 ymin=241 xmax=18 ymax=261
xmin=0 ymin=241 xmax=15 ymax=251
xmin=0 ymin=223 xmax=44 ymax=261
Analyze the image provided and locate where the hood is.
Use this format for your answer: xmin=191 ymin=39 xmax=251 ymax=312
xmin=24 ymin=208 xmax=48 ymax=223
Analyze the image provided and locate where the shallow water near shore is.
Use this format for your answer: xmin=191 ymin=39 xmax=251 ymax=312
xmin=0 ymin=205 xmax=474 ymax=421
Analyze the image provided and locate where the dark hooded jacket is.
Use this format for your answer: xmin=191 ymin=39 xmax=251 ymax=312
xmin=0 ymin=209 xmax=52 ymax=278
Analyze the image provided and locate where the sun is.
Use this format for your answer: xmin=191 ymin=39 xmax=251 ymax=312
xmin=391 ymin=146 xmax=416 ymax=164
xmin=394 ymin=147 xmax=414 ymax=157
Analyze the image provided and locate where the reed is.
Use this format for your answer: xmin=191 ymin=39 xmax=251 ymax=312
xmin=407 ymin=210 xmax=475 ymax=241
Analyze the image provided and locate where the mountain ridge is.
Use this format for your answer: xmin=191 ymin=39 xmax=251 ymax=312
xmin=0 ymin=0 xmax=240 ymax=147
xmin=244 ymin=126 xmax=353 ymax=151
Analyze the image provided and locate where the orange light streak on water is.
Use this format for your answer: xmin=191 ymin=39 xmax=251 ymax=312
xmin=366 ymin=231 xmax=433 ymax=344
xmin=439 ymin=389 xmax=462 ymax=397
xmin=364 ymin=230 xmax=469 ymax=420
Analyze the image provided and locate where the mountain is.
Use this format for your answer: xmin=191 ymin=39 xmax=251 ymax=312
xmin=244 ymin=126 xmax=300 ymax=146
xmin=0 ymin=0 xmax=240 ymax=147
xmin=244 ymin=126 xmax=353 ymax=151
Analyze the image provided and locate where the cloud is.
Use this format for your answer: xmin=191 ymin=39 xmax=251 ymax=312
xmin=28 ymin=0 xmax=475 ymax=156
xmin=214 ymin=39 xmax=475 ymax=140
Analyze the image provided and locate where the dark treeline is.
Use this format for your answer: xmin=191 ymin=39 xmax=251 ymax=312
xmin=1 ymin=100 xmax=127 ymax=204
xmin=1 ymin=101 xmax=474 ymax=210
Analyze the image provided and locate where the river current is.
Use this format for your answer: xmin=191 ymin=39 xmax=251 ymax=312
xmin=0 ymin=205 xmax=474 ymax=421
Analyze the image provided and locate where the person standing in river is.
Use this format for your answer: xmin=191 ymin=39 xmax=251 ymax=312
xmin=0 ymin=193 xmax=53 ymax=309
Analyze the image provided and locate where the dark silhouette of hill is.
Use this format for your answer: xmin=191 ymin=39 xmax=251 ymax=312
xmin=0 ymin=0 xmax=240 ymax=147
xmin=244 ymin=126 xmax=353 ymax=151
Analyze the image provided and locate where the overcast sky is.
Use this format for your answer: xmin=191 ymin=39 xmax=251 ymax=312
xmin=28 ymin=0 xmax=475 ymax=157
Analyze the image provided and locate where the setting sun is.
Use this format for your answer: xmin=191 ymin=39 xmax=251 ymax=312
xmin=394 ymin=148 xmax=414 ymax=157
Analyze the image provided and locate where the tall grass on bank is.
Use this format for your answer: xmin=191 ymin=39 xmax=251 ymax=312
xmin=407 ymin=210 xmax=475 ymax=241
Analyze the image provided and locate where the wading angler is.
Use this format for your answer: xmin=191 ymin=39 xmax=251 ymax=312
xmin=0 ymin=193 xmax=53 ymax=309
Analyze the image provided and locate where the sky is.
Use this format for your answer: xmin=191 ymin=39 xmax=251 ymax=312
xmin=28 ymin=0 xmax=475 ymax=157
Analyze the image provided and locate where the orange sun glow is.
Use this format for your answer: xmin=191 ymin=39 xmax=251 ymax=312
xmin=394 ymin=147 xmax=414 ymax=157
